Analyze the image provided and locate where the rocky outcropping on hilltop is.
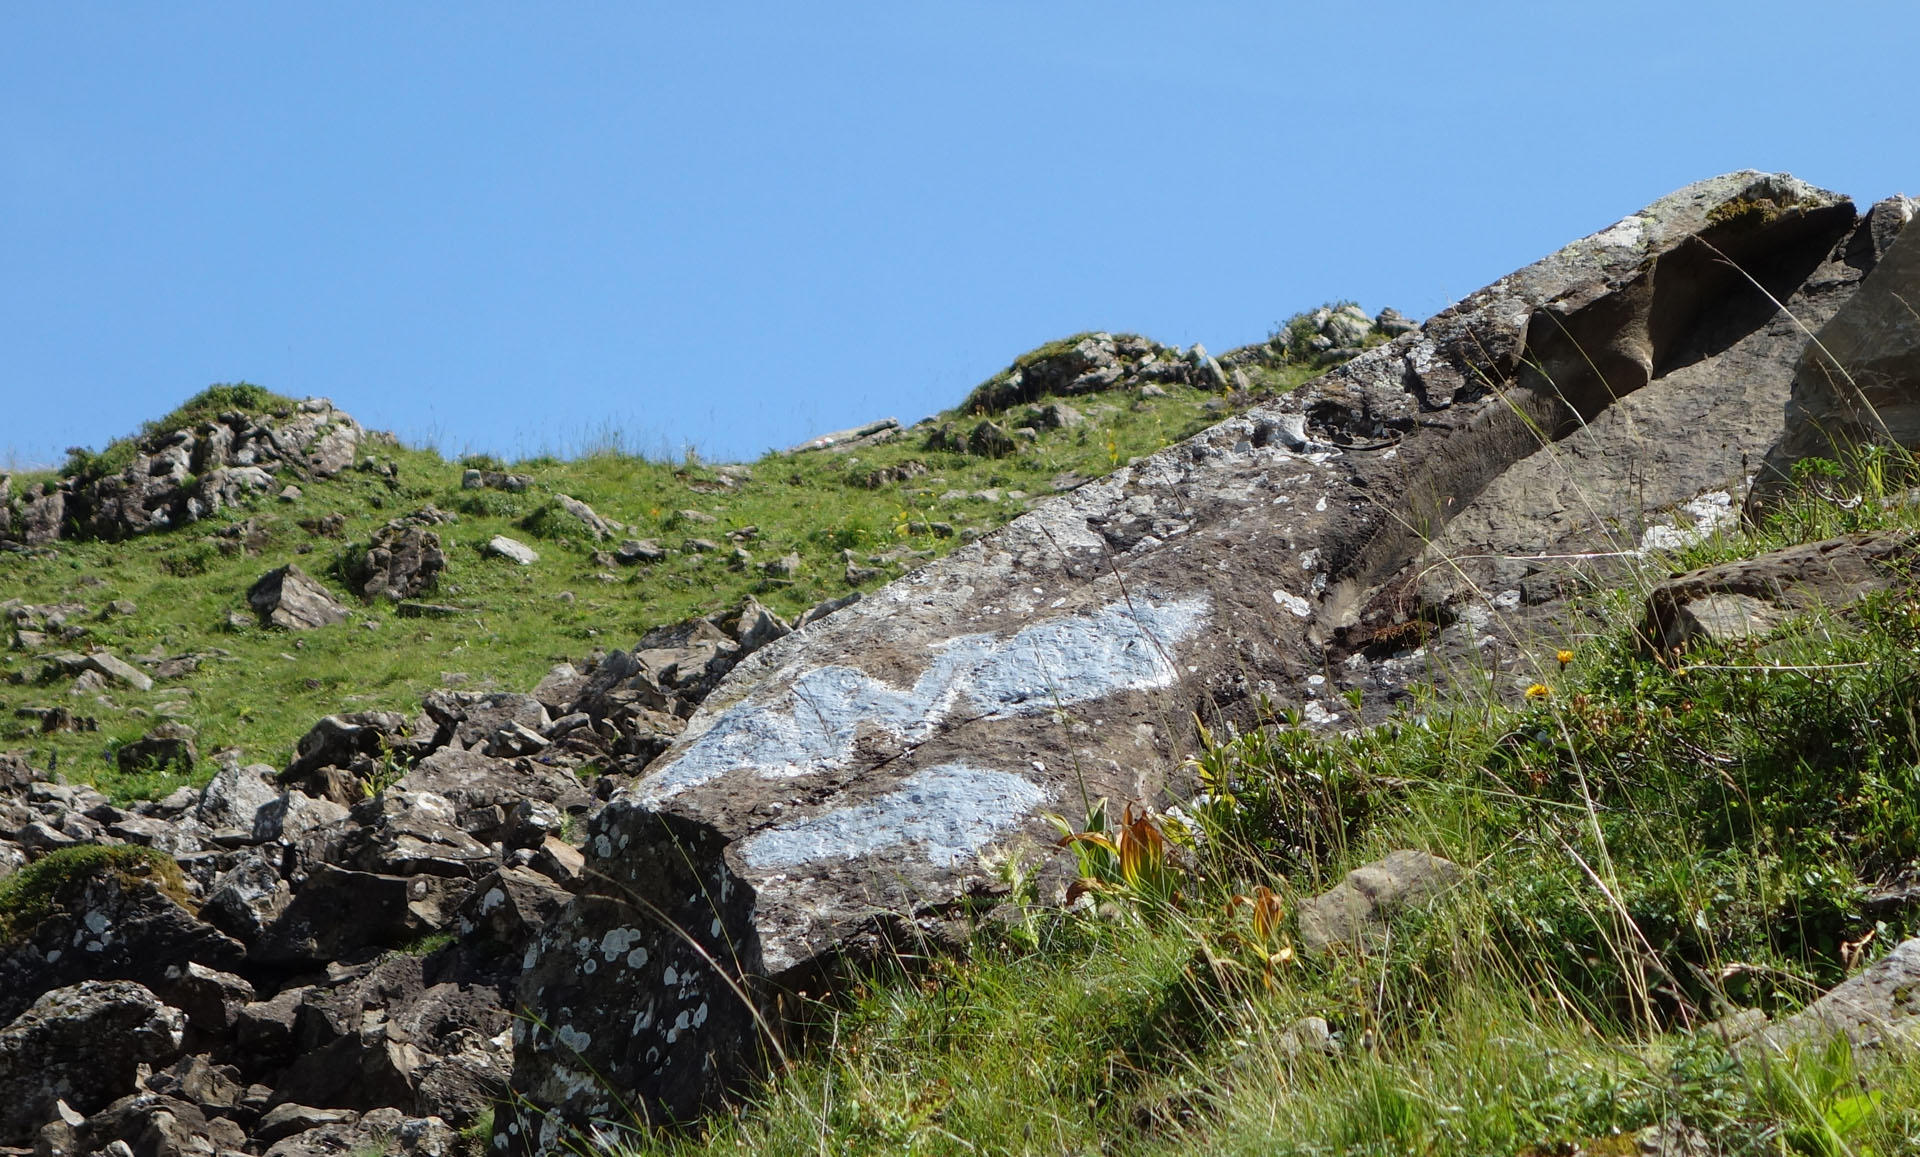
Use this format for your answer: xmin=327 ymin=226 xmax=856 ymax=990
xmin=0 ymin=398 xmax=363 ymax=546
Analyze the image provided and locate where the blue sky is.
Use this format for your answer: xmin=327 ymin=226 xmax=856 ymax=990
xmin=4 ymin=4 xmax=1914 ymax=468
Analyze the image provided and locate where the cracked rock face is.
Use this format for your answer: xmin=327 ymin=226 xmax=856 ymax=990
xmin=505 ymin=171 xmax=1907 ymax=1143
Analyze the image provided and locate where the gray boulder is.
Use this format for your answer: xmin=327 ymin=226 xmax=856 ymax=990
xmin=1640 ymin=530 xmax=1919 ymax=654
xmin=551 ymin=494 xmax=619 ymax=541
xmin=1747 ymin=937 xmax=1920 ymax=1053
xmin=351 ymin=522 xmax=446 ymax=602
xmin=0 ymin=982 xmax=186 ymax=1146
xmin=195 ymin=763 xmax=280 ymax=837
xmin=247 ymin=565 xmax=350 ymax=630
xmin=507 ymin=172 xmax=1901 ymax=1140
xmin=486 ymin=535 xmax=539 ymax=565
xmin=1296 ymin=850 xmax=1462 ymax=954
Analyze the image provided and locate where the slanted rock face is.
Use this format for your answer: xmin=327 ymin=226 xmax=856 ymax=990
xmin=1747 ymin=196 xmax=1920 ymax=514
xmin=505 ymin=172 xmax=1899 ymax=1143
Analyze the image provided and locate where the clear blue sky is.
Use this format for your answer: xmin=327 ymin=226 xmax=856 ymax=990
xmin=4 ymin=4 xmax=1914 ymax=468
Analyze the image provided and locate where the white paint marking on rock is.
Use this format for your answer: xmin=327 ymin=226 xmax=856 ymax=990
xmin=637 ymin=596 xmax=1209 ymax=803
xmin=737 ymin=762 xmax=1048 ymax=870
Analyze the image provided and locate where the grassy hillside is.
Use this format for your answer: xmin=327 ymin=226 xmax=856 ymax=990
xmin=1 ymin=353 xmax=1315 ymax=801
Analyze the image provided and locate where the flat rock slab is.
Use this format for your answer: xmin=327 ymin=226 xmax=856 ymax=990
xmin=486 ymin=536 xmax=538 ymax=565
xmin=1640 ymin=530 xmax=1920 ymax=653
xmin=505 ymin=173 xmax=1902 ymax=1144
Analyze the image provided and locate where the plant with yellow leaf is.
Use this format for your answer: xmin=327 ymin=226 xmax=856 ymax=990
xmin=1045 ymin=798 xmax=1186 ymax=914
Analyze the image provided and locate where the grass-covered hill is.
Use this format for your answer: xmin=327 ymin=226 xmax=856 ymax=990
xmin=0 ymin=330 xmax=1329 ymax=802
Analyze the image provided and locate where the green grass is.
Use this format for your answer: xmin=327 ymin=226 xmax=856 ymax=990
xmin=603 ymin=467 xmax=1920 ymax=1156
xmin=2 ymin=370 xmax=1242 ymax=800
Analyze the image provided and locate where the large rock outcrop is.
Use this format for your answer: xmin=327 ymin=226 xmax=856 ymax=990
xmin=0 ymin=398 xmax=362 ymax=545
xmin=503 ymin=172 xmax=1912 ymax=1143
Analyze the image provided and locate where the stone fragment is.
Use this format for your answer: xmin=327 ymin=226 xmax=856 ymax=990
xmin=550 ymin=494 xmax=619 ymax=541
xmin=194 ymin=763 xmax=280 ymax=837
xmin=614 ymin=539 xmax=667 ymax=565
xmin=1296 ymin=850 xmax=1462 ymax=954
xmin=460 ymin=468 xmax=530 ymax=492
xmin=81 ymin=652 xmax=153 ymax=693
xmin=1640 ymin=531 xmax=1920 ymax=654
xmin=200 ymin=851 xmax=292 ymax=944
xmin=784 ymin=418 xmax=900 ymax=455
xmin=253 ymin=1105 xmax=357 ymax=1146
xmin=247 ymin=565 xmax=350 ymax=630
xmin=485 ymin=536 xmax=538 ymax=565
xmin=966 ymin=420 xmax=1016 ymax=458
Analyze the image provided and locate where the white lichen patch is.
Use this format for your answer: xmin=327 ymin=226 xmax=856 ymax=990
xmin=599 ymin=926 xmax=643 ymax=962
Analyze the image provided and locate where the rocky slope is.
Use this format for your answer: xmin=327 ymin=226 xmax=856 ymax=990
xmin=4 ymin=171 xmax=1920 ymax=1157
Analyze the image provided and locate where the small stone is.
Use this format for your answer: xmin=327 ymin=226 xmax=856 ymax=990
xmin=485 ymin=536 xmax=539 ymax=565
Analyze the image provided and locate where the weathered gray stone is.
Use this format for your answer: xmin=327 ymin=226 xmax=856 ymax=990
xmin=502 ymin=173 xmax=1899 ymax=1142
xmin=0 ymin=982 xmax=186 ymax=1146
xmin=784 ymin=418 xmax=901 ymax=455
xmin=301 ymin=790 xmax=496 ymax=879
xmin=247 ymin=565 xmax=350 ymax=630
xmin=82 ymin=653 xmax=153 ymax=693
xmin=1749 ymin=196 xmax=1920 ymax=515
xmin=1747 ymin=937 xmax=1920 ymax=1053
xmin=350 ymin=523 xmax=446 ymax=602
xmin=195 ymin=763 xmax=280 ymax=837
xmin=1402 ymin=185 xmax=1901 ymax=690
xmin=0 ymin=860 xmax=245 ymax=1026
xmin=1640 ymin=531 xmax=1920 ymax=654
xmin=1296 ymin=850 xmax=1462 ymax=954
xmin=200 ymin=850 xmax=291 ymax=944
xmin=461 ymin=468 xmax=531 ymax=492
xmin=966 ymin=420 xmax=1016 ymax=458
xmin=485 ymin=536 xmax=539 ymax=565
xmin=550 ymin=495 xmax=618 ymax=541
